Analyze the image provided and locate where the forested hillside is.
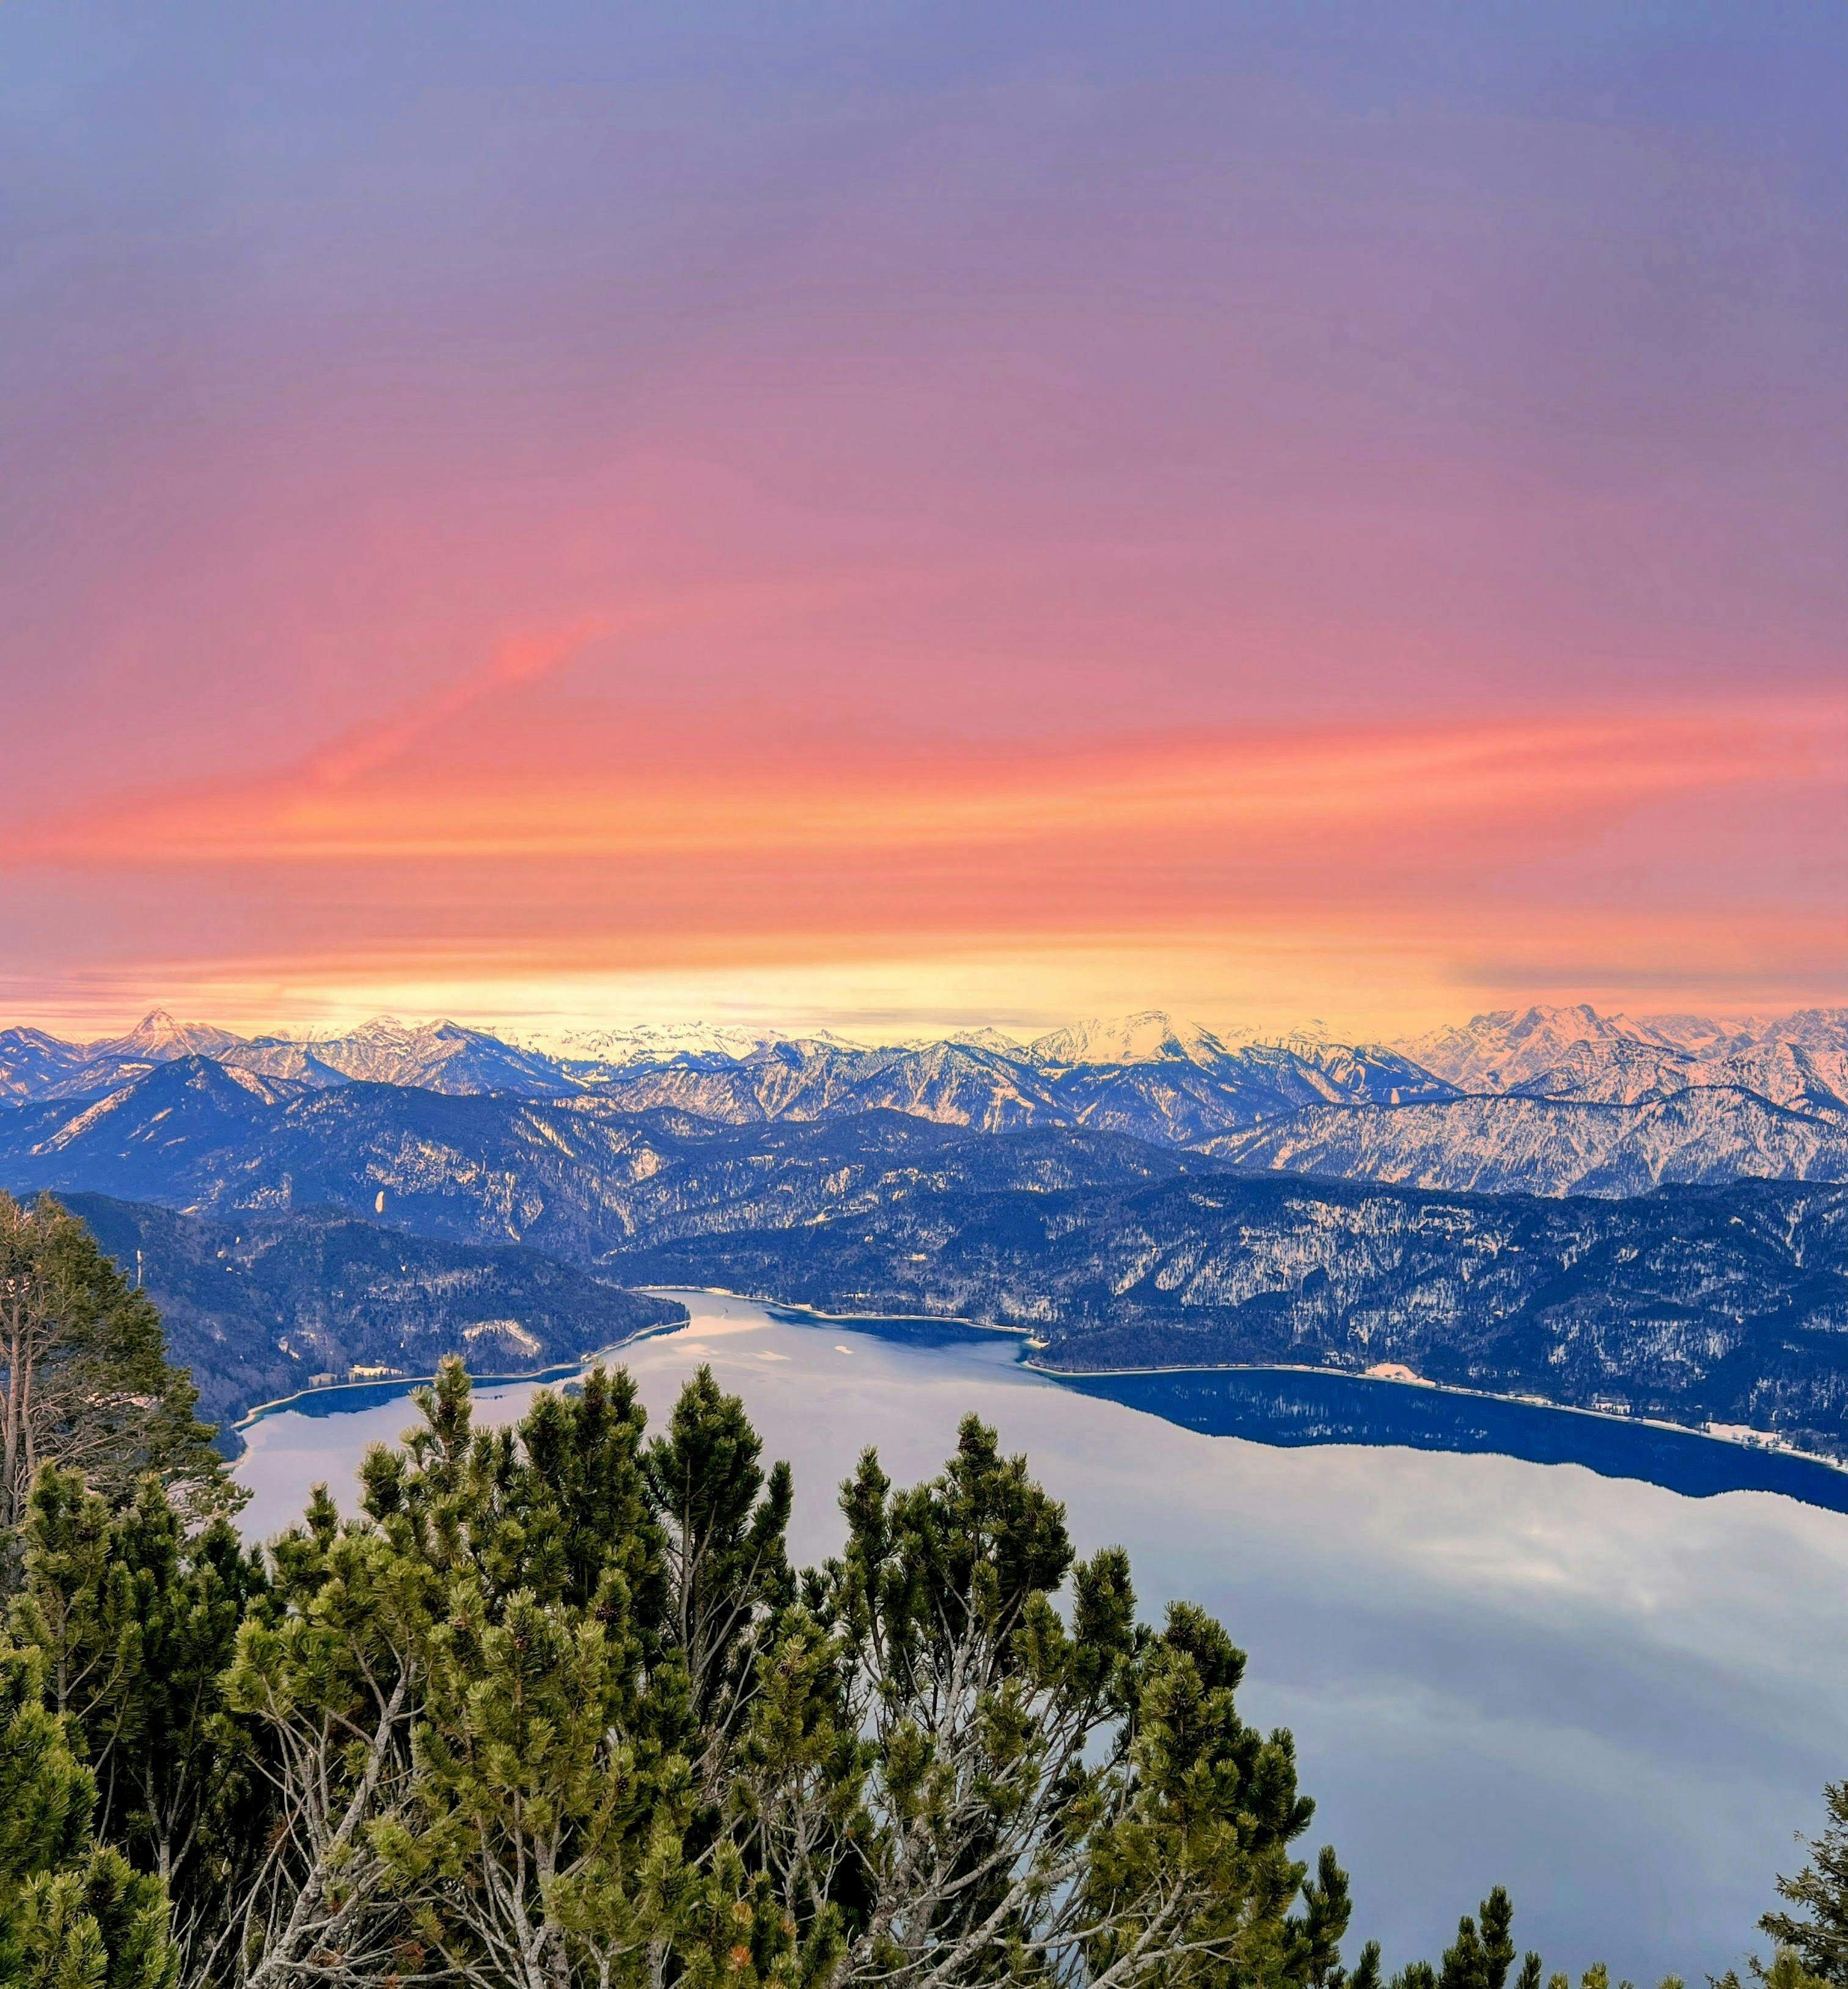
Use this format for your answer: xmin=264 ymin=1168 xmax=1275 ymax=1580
xmin=62 ymin=1193 xmax=685 ymax=1428
xmin=614 ymin=1175 xmax=1848 ymax=1456
xmin=9 ymin=1085 xmax=1847 ymax=1450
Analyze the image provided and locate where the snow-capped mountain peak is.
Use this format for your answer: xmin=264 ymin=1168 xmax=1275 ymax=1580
xmin=543 ymin=1022 xmax=776 ymax=1066
xmin=345 ymin=1015 xmax=419 ymax=1045
xmin=1401 ymin=1003 xmax=1671 ymax=1091
xmin=3 ymin=999 xmax=1843 ymax=1193
xmin=92 ymin=1008 xmax=248 ymax=1061
xmin=1027 ymin=1011 xmax=1230 ymax=1069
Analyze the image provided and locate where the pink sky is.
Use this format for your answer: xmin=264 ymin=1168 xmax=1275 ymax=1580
xmin=1 ymin=4 xmax=1842 ymax=1039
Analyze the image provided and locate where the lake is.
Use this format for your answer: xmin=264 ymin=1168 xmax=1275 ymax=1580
xmin=234 ymin=1289 xmax=1848 ymax=1984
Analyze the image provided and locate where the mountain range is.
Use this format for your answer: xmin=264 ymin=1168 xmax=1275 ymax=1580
xmin=2 ymin=1002 xmax=1845 ymax=1197
xmin=0 ymin=1064 xmax=1193 ymax=1258
xmin=0 ymin=1010 xmax=577 ymax=1101
xmin=31 ymin=1120 xmax=1847 ymax=1458
xmin=4 ymin=997 xmax=1846 ymax=1456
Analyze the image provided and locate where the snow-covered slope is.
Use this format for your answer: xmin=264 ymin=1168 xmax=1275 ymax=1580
xmin=1208 ymin=1086 xmax=1848 ymax=1196
xmin=0 ymin=1027 xmax=97 ymax=1101
xmin=293 ymin=1018 xmax=579 ymax=1095
xmin=1028 ymin=1011 xmax=1232 ymax=1069
xmin=4 ymin=1000 xmax=1845 ymax=1195
xmin=545 ymin=1021 xmax=774 ymax=1066
xmin=1506 ymin=1038 xmax=1848 ymax=1116
xmin=1401 ymin=1002 xmax=1848 ymax=1092
xmin=1756 ymin=1008 xmax=1848 ymax=1055
xmin=947 ymin=1027 xmax=1029 ymax=1056
xmin=1396 ymin=1004 xmax=1686 ymax=1092
xmin=1506 ymin=1038 xmax=1703 ymax=1106
xmin=1716 ymin=1041 xmax=1848 ymax=1118
xmin=572 ymin=1038 xmax=1067 ymax=1133
xmin=219 ymin=1041 xmax=352 ymax=1087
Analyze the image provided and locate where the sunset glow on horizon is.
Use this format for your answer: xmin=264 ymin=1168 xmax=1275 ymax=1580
xmin=3 ymin=4 xmax=1843 ymax=1042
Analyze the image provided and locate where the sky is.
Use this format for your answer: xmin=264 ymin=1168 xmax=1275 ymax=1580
xmin=1 ymin=2 xmax=1843 ymax=1044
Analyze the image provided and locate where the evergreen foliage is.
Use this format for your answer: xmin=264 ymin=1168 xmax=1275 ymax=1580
xmin=0 ymin=1192 xmax=232 ymax=1572
xmin=7 ymin=1465 xmax=270 ymax=1951
xmin=1721 ymin=1782 xmax=1848 ymax=1989
xmin=1760 ymin=1782 xmax=1848 ymax=1987
xmin=0 ymin=1641 xmax=179 ymax=1988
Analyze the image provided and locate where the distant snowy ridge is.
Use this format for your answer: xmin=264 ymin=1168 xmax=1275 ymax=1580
xmin=534 ymin=1021 xmax=779 ymax=1065
xmin=1028 ymin=1011 xmax=1233 ymax=1069
xmin=1 ymin=1001 xmax=1844 ymax=1196
xmin=1394 ymin=1001 xmax=1848 ymax=1091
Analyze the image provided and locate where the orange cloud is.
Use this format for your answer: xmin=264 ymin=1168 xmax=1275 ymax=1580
xmin=3 ymin=622 xmax=1839 ymax=1037
xmin=14 ymin=692 xmax=1837 ymax=873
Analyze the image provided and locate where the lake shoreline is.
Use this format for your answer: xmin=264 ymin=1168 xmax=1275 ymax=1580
xmin=230 ymin=1280 xmax=1847 ymax=1484
xmin=230 ymin=1306 xmax=693 ymax=1432
xmin=1023 ymin=1353 xmax=1848 ymax=1475
xmin=640 ymin=1281 xmax=1848 ymax=1478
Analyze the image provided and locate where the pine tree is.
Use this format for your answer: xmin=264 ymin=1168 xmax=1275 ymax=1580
xmin=0 ymin=1346 xmax=1575 ymax=1989
xmin=229 ymin=1364 xmax=1396 ymax=1988
xmin=205 ymin=1483 xmax=431 ymax=1987
xmin=365 ymin=1361 xmax=688 ymax=1988
xmin=0 ymin=1641 xmax=178 ymax=1989
xmin=643 ymin=1361 xmax=793 ymax=1756
xmin=0 ymin=1193 xmax=232 ymax=1575
xmin=1759 ymin=1783 xmax=1848 ymax=1987
xmin=1431 ymin=1887 xmax=1521 ymax=1989
xmin=7 ymin=1465 xmax=271 ymax=1960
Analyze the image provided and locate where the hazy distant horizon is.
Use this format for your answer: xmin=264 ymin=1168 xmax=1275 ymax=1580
xmin=8 ymin=994 xmax=1838 ymax=1060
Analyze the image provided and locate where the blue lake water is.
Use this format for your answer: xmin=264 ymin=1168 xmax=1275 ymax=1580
xmin=233 ymin=1290 xmax=1848 ymax=1985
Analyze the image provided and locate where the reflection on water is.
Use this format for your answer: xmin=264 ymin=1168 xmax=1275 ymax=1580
xmin=235 ymin=1291 xmax=1848 ymax=1985
xmin=761 ymin=1306 xmax=1848 ymax=1514
xmin=1058 ymin=1367 xmax=1848 ymax=1512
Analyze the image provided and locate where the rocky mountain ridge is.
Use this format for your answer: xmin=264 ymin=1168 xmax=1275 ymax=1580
xmin=2 ymin=1003 xmax=1846 ymax=1196
xmin=1397 ymin=1002 xmax=1848 ymax=1091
